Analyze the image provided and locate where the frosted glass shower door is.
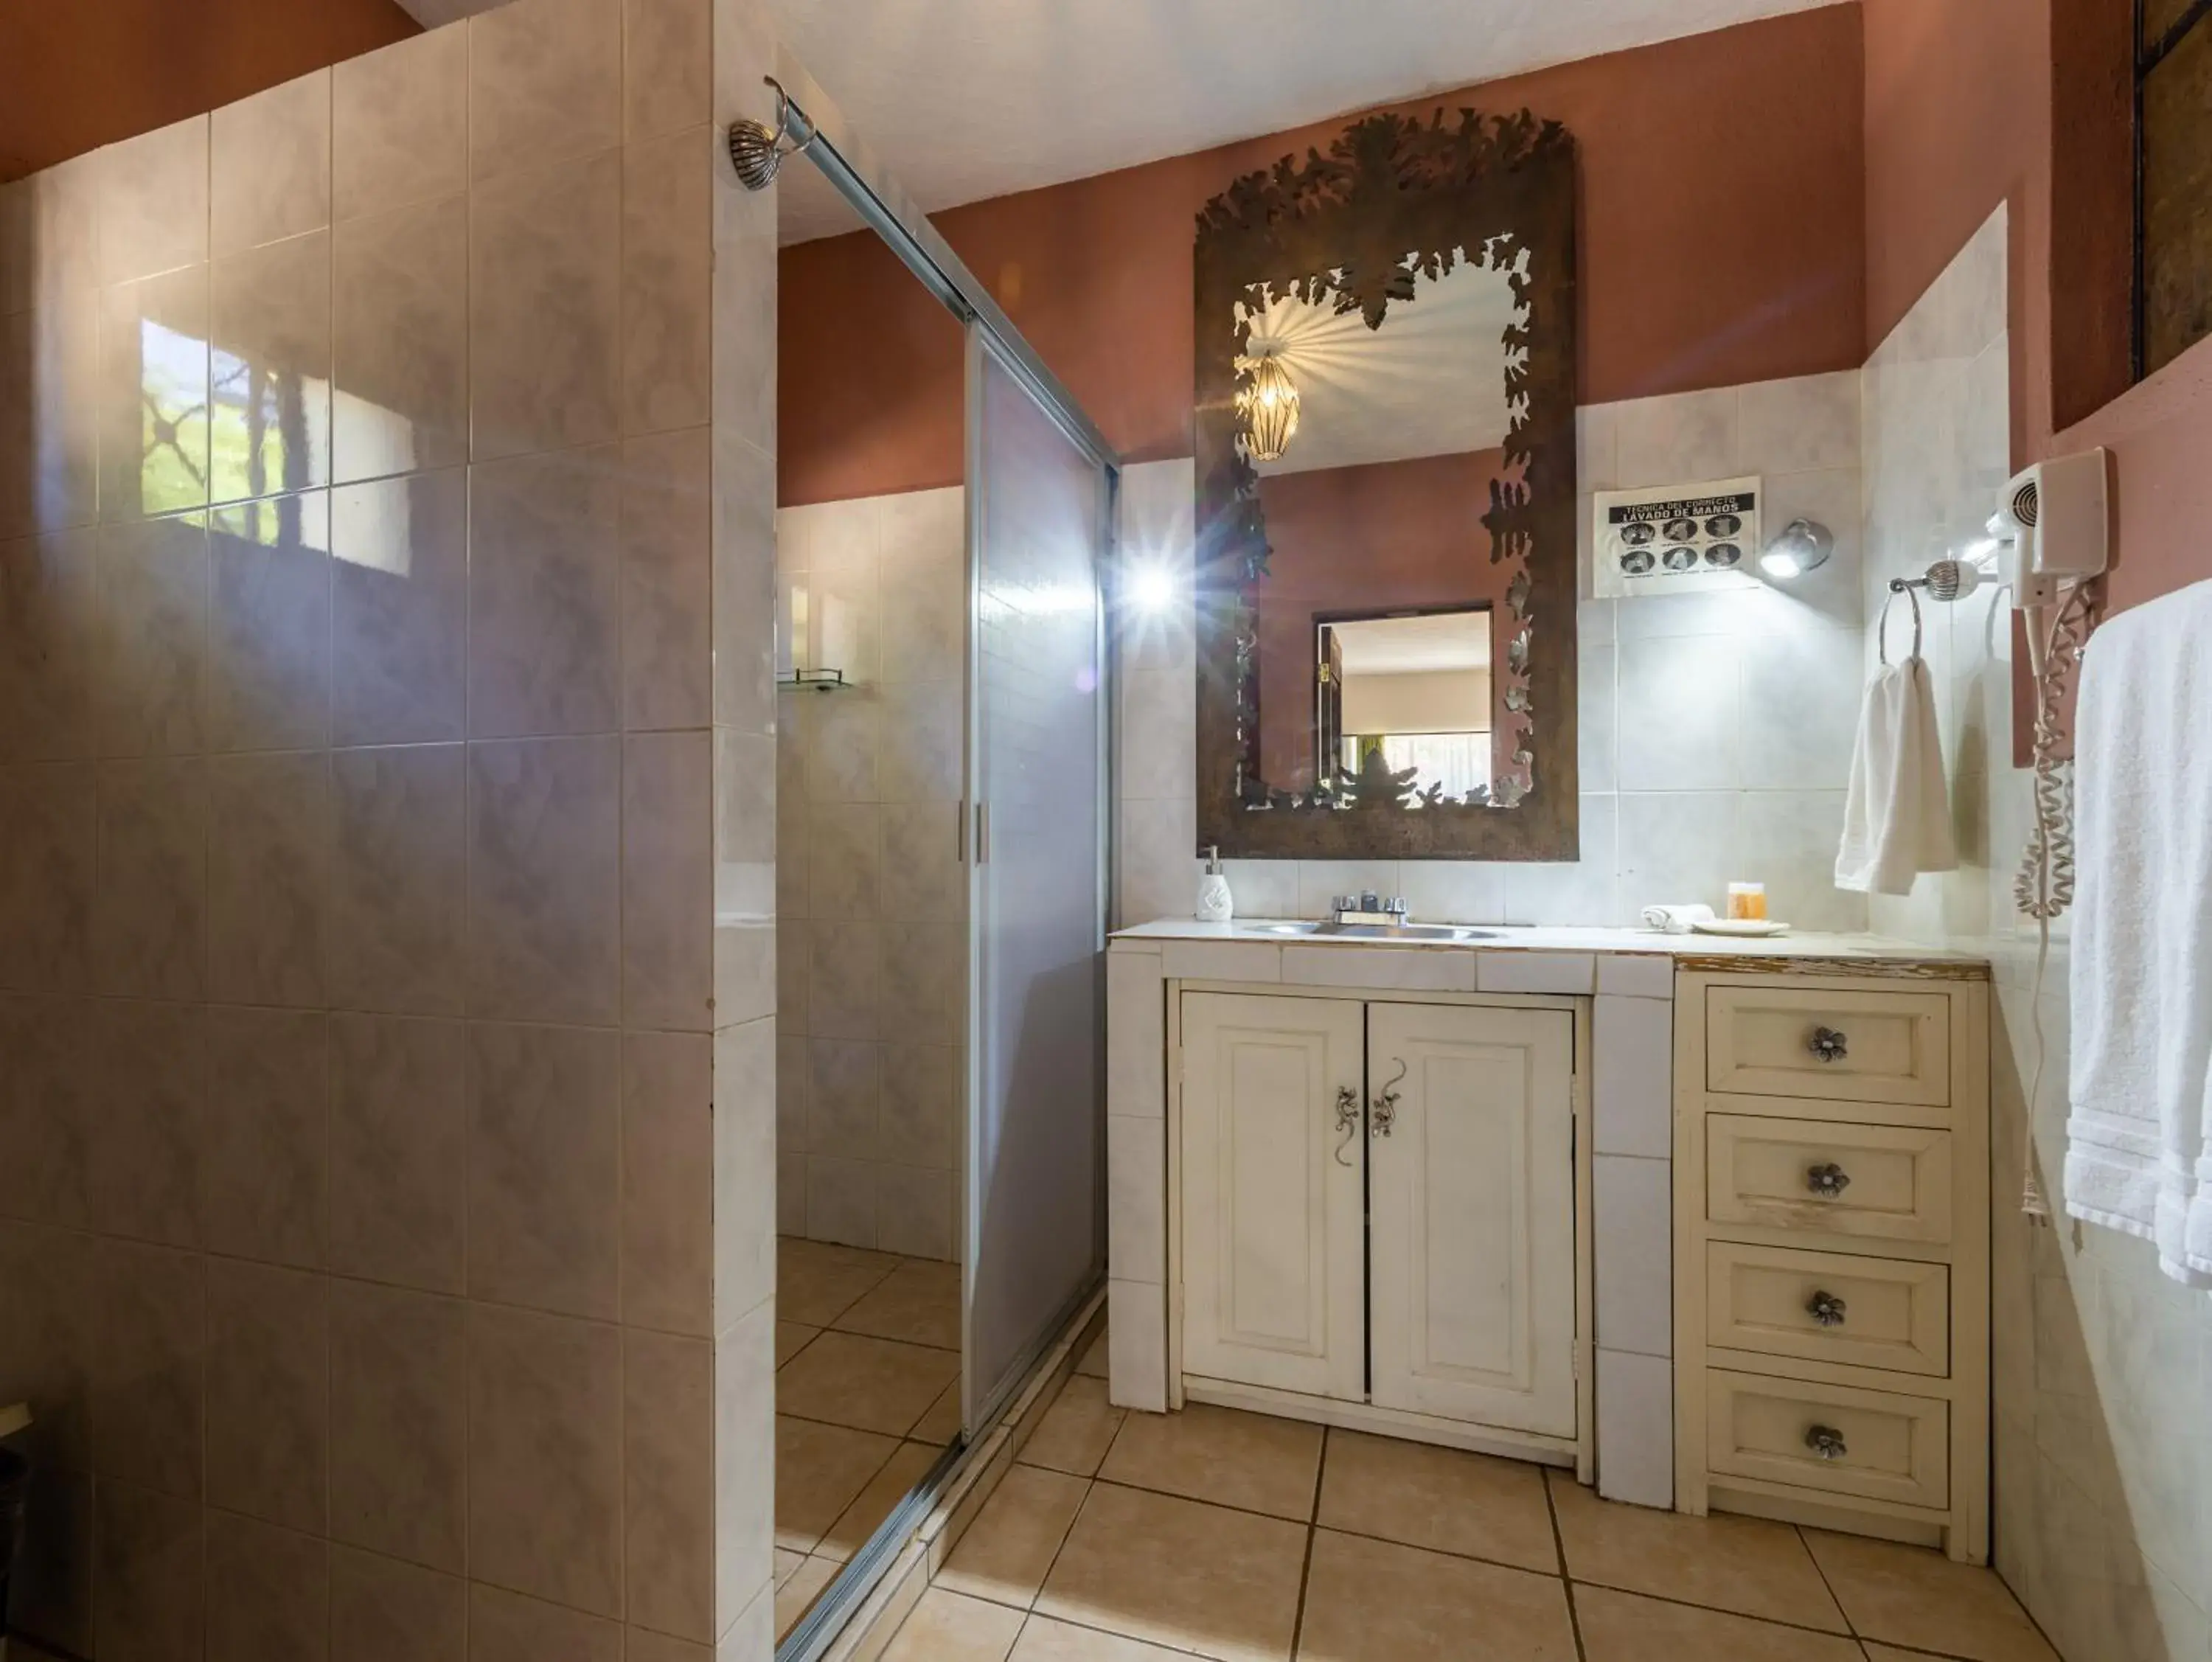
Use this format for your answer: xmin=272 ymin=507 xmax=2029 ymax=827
xmin=963 ymin=328 xmax=1112 ymax=1434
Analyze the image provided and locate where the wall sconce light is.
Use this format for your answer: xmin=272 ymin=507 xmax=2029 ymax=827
xmin=1239 ymin=352 xmax=1301 ymax=463
xmin=1758 ymin=518 xmax=1834 ymax=580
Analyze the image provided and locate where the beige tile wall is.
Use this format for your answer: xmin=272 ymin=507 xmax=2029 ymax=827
xmin=1861 ymin=205 xmax=2212 ymax=1662
xmin=773 ymin=487 xmax=967 ymax=1260
xmin=0 ymin=0 xmax=781 ymax=1655
xmin=1116 ymin=372 xmax=1871 ymax=934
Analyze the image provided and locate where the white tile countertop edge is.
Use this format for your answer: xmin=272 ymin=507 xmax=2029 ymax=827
xmin=1110 ymin=917 xmax=1987 ymax=967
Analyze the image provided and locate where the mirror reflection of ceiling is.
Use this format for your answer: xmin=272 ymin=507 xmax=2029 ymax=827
xmin=1239 ymin=258 xmax=1522 ymax=476
xmin=1332 ymin=612 xmax=1492 ymax=677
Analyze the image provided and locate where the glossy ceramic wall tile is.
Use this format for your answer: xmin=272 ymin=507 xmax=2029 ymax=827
xmin=333 ymin=197 xmax=470 ymax=484
xmin=210 ymin=71 xmax=332 ymax=258
xmin=0 ymin=0 xmax=770 ymax=1653
xmin=332 ymin=27 xmax=469 ymax=223
xmin=468 ymin=151 xmax=622 ymax=460
xmin=773 ymin=487 xmax=964 ymax=1262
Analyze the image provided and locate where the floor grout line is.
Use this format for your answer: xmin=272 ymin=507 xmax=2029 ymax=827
xmin=1287 ymin=1428 xmax=1331 ymax=1658
xmin=1543 ymin=1461 xmax=1590 ymax=1662
xmin=1797 ymin=1520 xmax=1860 ymax=1638
xmin=1077 ymin=1474 xmax=1324 ymax=1533
xmin=1020 ymin=1467 xmax=1096 ymax=1637
xmin=1562 ymin=1574 xmax=1877 ymax=1643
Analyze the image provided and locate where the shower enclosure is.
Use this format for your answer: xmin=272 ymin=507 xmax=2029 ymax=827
xmin=763 ymin=66 xmax=1116 ymax=1658
xmin=961 ymin=330 xmax=1113 ymax=1433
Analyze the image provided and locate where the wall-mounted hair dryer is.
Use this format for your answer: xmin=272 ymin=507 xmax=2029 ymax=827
xmin=1993 ymin=449 xmax=2110 ymax=609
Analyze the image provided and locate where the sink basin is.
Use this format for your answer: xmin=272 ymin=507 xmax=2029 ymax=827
xmin=1255 ymin=920 xmax=1498 ymax=942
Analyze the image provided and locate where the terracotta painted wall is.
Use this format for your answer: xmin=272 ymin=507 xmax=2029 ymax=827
xmin=780 ymin=4 xmax=1867 ymax=507
xmin=1250 ymin=449 xmax=1514 ymax=788
xmin=0 ymin=0 xmax=421 ymax=182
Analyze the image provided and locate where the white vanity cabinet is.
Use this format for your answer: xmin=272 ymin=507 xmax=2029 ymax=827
xmin=1177 ymin=990 xmax=1583 ymax=1454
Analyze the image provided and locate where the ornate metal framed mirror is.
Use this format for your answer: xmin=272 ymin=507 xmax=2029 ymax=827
xmin=1194 ymin=109 xmax=1579 ymax=860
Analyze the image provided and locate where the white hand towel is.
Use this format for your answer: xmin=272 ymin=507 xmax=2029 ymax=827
xmin=1639 ymin=903 xmax=1716 ymax=934
xmin=2063 ymin=580 xmax=2212 ymax=1286
xmin=1834 ymin=656 xmax=1957 ymax=896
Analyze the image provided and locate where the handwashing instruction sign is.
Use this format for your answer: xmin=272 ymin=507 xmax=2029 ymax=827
xmin=1592 ymin=475 xmax=1762 ymax=598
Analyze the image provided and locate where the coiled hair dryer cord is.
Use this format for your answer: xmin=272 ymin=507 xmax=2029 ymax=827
xmin=2013 ymin=581 xmax=2100 ymax=1220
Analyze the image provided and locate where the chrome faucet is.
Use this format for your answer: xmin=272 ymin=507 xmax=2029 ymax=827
xmin=1332 ymin=891 xmax=1411 ymax=927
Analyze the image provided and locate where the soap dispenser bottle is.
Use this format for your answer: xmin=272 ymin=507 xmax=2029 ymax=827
xmin=1195 ymin=845 xmax=1234 ymax=923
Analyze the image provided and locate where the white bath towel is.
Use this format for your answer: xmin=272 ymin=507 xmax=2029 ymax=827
xmin=1834 ymin=656 xmax=1957 ymax=895
xmin=2064 ymin=580 xmax=2212 ymax=1286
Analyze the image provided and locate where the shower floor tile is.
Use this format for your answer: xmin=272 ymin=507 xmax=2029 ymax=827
xmin=833 ymin=1258 xmax=964 ymax=1349
xmin=775 ymin=1414 xmax=902 ymax=1555
xmin=778 ymin=1237 xmax=907 ymax=1326
xmin=776 ymin=1237 xmax=964 ymax=1643
xmin=776 ymin=1329 xmax=963 ymax=1438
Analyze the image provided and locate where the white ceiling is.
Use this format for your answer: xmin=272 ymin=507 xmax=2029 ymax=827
xmin=1245 ymin=257 xmax=1522 ymax=476
xmin=765 ymin=0 xmax=1836 ymax=240
xmin=403 ymin=0 xmax=1837 ymax=240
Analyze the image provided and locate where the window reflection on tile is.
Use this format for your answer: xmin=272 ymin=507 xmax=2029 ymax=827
xmin=98 ymin=267 xmax=211 ymax=523
xmin=333 ymin=198 xmax=467 ymax=484
xmin=210 ymin=231 xmax=333 ymax=506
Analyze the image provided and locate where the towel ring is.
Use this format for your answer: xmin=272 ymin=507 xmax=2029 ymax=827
xmin=1877 ymin=581 xmax=1924 ymax=665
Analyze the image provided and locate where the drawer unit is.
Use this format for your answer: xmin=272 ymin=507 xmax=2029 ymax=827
xmin=1708 ymin=1114 xmax=1952 ymax=1245
xmin=1705 ymin=1369 xmax=1950 ymax=1512
xmin=1675 ymin=969 xmax=1989 ymax=1564
xmin=1705 ymin=1243 xmax=1950 ymax=1377
xmin=1705 ymin=986 xmax=1951 ymax=1108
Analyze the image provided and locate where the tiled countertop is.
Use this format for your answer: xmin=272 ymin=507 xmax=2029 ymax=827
xmin=1109 ymin=919 xmax=1989 ymax=981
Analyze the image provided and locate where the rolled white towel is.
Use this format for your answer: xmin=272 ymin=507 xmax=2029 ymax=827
xmin=1639 ymin=903 xmax=1716 ymax=934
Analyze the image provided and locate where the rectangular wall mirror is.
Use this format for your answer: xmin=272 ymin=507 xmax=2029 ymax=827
xmin=1193 ymin=110 xmax=1581 ymax=860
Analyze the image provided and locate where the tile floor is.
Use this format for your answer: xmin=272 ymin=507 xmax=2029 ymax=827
xmin=775 ymin=1237 xmax=965 ymax=1641
xmin=882 ymin=1370 xmax=2062 ymax=1662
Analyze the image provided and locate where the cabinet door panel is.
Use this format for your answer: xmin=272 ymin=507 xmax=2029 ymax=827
xmin=1368 ymin=1004 xmax=1576 ymax=1435
xmin=1180 ymin=992 xmax=1366 ymax=1400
